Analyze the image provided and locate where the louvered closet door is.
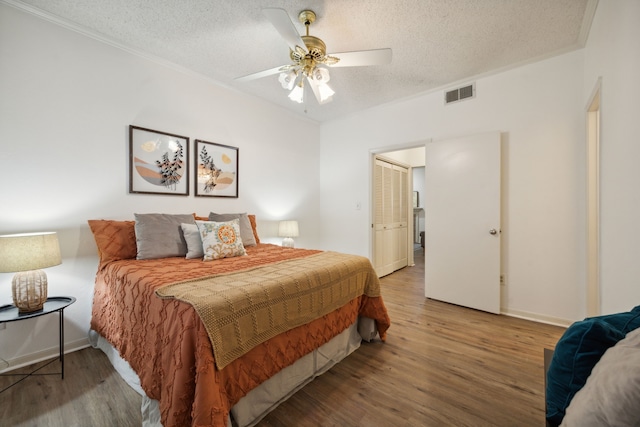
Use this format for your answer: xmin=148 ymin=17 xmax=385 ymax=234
xmin=391 ymin=165 xmax=408 ymax=271
xmin=374 ymin=158 xmax=409 ymax=277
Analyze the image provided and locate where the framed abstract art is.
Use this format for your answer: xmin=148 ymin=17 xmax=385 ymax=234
xmin=129 ymin=125 xmax=189 ymax=196
xmin=194 ymin=139 xmax=238 ymax=198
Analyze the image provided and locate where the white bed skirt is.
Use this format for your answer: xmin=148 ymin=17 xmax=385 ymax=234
xmin=89 ymin=317 xmax=377 ymax=427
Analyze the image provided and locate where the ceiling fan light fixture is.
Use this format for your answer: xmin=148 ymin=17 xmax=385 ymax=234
xmin=288 ymin=82 xmax=304 ymax=103
xmin=312 ymin=66 xmax=330 ymax=83
xmin=278 ymin=70 xmax=297 ymax=90
xmin=236 ymin=8 xmax=391 ymax=108
xmin=317 ymin=82 xmax=335 ymax=103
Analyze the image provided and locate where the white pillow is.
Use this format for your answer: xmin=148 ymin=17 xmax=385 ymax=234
xmin=196 ymin=219 xmax=246 ymax=261
xmin=561 ymin=327 xmax=640 ymax=426
xmin=180 ymin=223 xmax=204 ymax=259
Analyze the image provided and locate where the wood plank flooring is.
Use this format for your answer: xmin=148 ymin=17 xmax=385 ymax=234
xmin=0 ymin=343 xmax=142 ymax=426
xmin=0 ymin=250 xmax=565 ymax=426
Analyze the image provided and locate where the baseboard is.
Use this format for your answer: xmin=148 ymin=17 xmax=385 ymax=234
xmin=0 ymin=336 xmax=90 ymax=373
xmin=502 ymin=308 xmax=573 ymax=328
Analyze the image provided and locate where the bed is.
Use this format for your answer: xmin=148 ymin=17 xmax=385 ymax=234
xmin=87 ymin=213 xmax=390 ymax=427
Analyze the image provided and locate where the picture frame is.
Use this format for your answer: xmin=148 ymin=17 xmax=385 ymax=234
xmin=413 ymin=191 xmax=419 ymax=208
xmin=129 ymin=126 xmax=189 ymax=195
xmin=194 ymin=139 xmax=239 ymax=198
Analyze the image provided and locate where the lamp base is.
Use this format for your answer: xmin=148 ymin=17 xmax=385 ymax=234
xmin=12 ymin=270 xmax=48 ymax=313
xmin=282 ymin=237 xmax=295 ymax=248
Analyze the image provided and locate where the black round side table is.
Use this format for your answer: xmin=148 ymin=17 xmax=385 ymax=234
xmin=0 ymin=296 xmax=76 ymax=393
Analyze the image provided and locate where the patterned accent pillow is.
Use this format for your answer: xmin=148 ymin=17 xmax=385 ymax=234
xmin=196 ymin=219 xmax=246 ymax=261
xmin=194 ymin=213 xmax=261 ymax=244
xmin=208 ymin=212 xmax=256 ymax=246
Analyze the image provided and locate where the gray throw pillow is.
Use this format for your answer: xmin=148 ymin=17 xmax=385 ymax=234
xmin=134 ymin=213 xmax=195 ymax=259
xmin=208 ymin=212 xmax=256 ymax=246
xmin=180 ymin=223 xmax=204 ymax=259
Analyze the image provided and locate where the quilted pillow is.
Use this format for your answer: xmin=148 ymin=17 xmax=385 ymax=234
xmin=134 ymin=213 xmax=196 ymax=259
xmin=561 ymin=327 xmax=640 ymax=426
xmin=88 ymin=220 xmax=137 ymax=265
xmin=180 ymin=223 xmax=204 ymax=259
xmin=196 ymin=219 xmax=246 ymax=261
xmin=546 ymin=319 xmax=626 ymax=425
xmin=208 ymin=212 xmax=256 ymax=246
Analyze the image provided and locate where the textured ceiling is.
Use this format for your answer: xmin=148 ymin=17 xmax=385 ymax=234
xmin=6 ymin=0 xmax=596 ymax=122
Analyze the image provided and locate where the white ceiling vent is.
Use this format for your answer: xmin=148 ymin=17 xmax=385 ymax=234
xmin=445 ymin=83 xmax=475 ymax=104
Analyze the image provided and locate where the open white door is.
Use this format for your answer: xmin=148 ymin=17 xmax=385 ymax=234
xmin=424 ymin=132 xmax=501 ymax=314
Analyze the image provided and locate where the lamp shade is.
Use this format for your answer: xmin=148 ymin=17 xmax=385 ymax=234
xmin=317 ymin=83 xmax=335 ymax=103
xmin=288 ymin=84 xmax=304 ymax=103
xmin=278 ymin=221 xmax=299 ymax=249
xmin=278 ymin=221 xmax=299 ymax=238
xmin=0 ymin=232 xmax=62 ymax=272
xmin=0 ymin=232 xmax=61 ymax=313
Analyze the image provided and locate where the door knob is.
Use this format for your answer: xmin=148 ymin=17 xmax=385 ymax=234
xmin=489 ymin=229 xmax=498 ymax=235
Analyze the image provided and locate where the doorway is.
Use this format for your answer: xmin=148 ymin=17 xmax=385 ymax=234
xmin=372 ymin=156 xmax=410 ymax=277
xmin=371 ymin=146 xmax=426 ymax=277
xmin=371 ymin=133 xmax=501 ymax=315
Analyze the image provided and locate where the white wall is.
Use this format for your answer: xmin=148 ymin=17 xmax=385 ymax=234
xmin=319 ymin=50 xmax=586 ymax=324
xmin=583 ymin=0 xmax=640 ymax=314
xmin=0 ymin=4 xmax=322 ymax=369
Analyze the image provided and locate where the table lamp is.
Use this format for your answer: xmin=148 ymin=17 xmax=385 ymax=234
xmin=278 ymin=220 xmax=299 ymax=248
xmin=0 ymin=232 xmax=62 ymax=313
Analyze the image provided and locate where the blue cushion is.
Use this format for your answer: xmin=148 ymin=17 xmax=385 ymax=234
xmin=591 ymin=305 xmax=640 ymax=332
xmin=545 ymin=318 xmax=625 ymax=425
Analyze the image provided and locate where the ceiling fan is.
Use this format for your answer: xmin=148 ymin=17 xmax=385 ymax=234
xmin=236 ymin=8 xmax=392 ymax=105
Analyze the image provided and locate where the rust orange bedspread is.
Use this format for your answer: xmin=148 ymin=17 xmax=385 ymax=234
xmin=90 ymin=244 xmax=390 ymax=427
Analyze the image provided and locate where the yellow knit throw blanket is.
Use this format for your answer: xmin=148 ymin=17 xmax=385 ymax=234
xmin=155 ymin=251 xmax=381 ymax=369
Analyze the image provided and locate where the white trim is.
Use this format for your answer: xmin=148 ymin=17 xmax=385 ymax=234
xmin=578 ymin=0 xmax=600 ymax=46
xmin=0 ymin=337 xmax=89 ymax=374
xmin=369 ymin=139 xmax=430 ymax=156
xmin=502 ymin=308 xmax=572 ymax=328
xmin=586 ymin=77 xmax=602 ymax=317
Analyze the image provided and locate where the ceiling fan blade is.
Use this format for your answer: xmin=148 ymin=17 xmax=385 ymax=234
xmin=327 ymin=48 xmax=392 ymax=68
xmin=306 ymin=77 xmax=324 ymax=105
xmin=235 ymin=65 xmax=286 ymax=82
xmin=263 ymin=8 xmax=307 ymax=53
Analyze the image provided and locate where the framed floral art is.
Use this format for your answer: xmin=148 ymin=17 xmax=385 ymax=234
xmin=194 ymin=139 xmax=239 ymax=198
xmin=129 ymin=125 xmax=189 ymax=195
